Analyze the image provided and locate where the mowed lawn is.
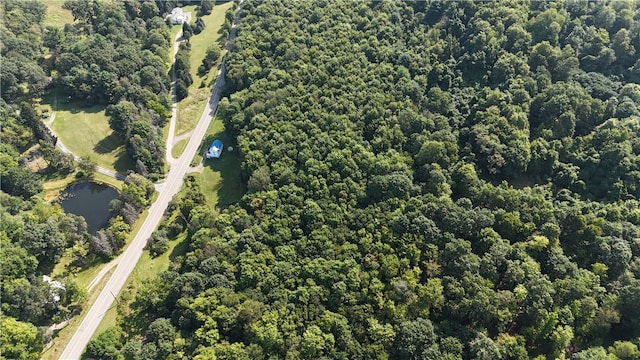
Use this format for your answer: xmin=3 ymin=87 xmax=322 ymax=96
xmin=195 ymin=118 xmax=245 ymax=209
xmin=172 ymin=138 xmax=189 ymax=158
xmin=188 ymin=1 xmax=233 ymax=84
xmin=50 ymin=103 xmax=133 ymax=173
xmin=43 ymin=0 xmax=74 ymax=28
xmin=176 ymin=1 xmax=234 ymax=137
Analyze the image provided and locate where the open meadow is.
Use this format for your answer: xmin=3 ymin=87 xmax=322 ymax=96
xmin=43 ymin=0 xmax=74 ymax=28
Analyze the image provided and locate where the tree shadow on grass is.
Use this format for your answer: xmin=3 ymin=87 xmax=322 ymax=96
xmin=56 ymin=99 xmax=105 ymax=115
xmin=41 ymin=87 xmax=106 ymax=114
xmin=216 ymin=33 xmax=227 ymax=45
xmin=200 ymin=129 xmax=245 ymax=209
xmin=169 ymin=234 xmax=189 ymax=263
xmin=93 ymin=133 xmax=121 ymax=154
xmin=65 ymin=255 xmax=111 ymax=279
xmin=117 ymin=292 xmax=151 ymax=340
xmin=215 ymin=19 xmax=231 ymax=44
xmin=92 ymin=132 xmax=134 ymax=174
xmin=112 ymin=148 xmax=134 ymax=175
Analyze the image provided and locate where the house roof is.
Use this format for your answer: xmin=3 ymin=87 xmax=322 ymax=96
xmin=206 ymin=139 xmax=223 ymax=158
xmin=43 ymin=275 xmax=65 ymax=290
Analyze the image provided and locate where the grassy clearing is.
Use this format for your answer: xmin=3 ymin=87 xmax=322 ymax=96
xmin=92 ymin=172 xmax=124 ymax=190
xmin=195 ymin=118 xmax=245 ymax=208
xmin=167 ymin=23 xmax=183 ymax=67
xmin=42 ymin=172 xmax=77 ymax=202
xmin=183 ymin=5 xmax=198 ymax=20
xmin=48 ymin=98 xmax=134 ymax=174
xmin=26 ymin=156 xmax=48 ymax=173
xmin=188 ymin=2 xmax=233 ymax=86
xmin=50 ymin=253 xmax=111 ymax=291
xmin=176 ymin=86 xmax=211 ymax=135
xmin=175 ymin=2 xmax=233 ymax=136
xmin=94 ymin=303 xmax=118 ymax=338
xmin=44 ymin=0 xmax=74 ymax=28
xmin=172 ymin=138 xmax=189 ymax=158
xmin=169 ymin=22 xmax=182 ymax=44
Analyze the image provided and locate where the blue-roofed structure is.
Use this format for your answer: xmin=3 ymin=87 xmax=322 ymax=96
xmin=206 ymin=139 xmax=223 ymax=159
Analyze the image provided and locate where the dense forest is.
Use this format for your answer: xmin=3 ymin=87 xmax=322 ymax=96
xmin=1 ymin=0 xmax=640 ymax=359
xmin=84 ymin=0 xmax=640 ymax=359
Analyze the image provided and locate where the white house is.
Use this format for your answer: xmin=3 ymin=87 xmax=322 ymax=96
xmin=43 ymin=275 xmax=65 ymax=302
xmin=169 ymin=7 xmax=186 ymax=25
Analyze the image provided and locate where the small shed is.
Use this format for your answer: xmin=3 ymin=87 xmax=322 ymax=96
xmin=206 ymin=139 xmax=223 ymax=159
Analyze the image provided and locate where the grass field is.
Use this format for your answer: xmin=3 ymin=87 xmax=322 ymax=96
xmin=176 ymin=1 xmax=233 ymax=136
xmin=188 ymin=2 xmax=233 ymax=86
xmin=49 ymin=99 xmax=134 ymax=174
xmin=43 ymin=0 xmax=74 ymax=28
xmin=167 ymin=17 xmax=184 ymax=67
xmin=195 ymin=118 xmax=245 ymax=208
xmin=176 ymin=86 xmax=211 ymax=135
xmin=51 ymin=253 xmax=110 ymax=292
xmin=172 ymin=138 xmax=189 ymax=158
xmin=42 ymin=173 xmax=77 ymax=202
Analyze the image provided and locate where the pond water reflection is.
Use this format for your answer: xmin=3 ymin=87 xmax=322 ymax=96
xmin=58 ymin=181 xmax=119 ymax=235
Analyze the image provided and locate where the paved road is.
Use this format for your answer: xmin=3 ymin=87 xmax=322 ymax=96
xmin=57 ymin=4 xmax=243 ymax=359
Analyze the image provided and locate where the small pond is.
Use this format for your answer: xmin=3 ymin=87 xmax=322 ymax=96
xmin=58 ymin=181 xmax=119 ymax=235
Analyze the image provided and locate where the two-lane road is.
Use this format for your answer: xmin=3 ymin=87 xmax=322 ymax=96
xmin=58 ymin=3 xmax=243 ymax=359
